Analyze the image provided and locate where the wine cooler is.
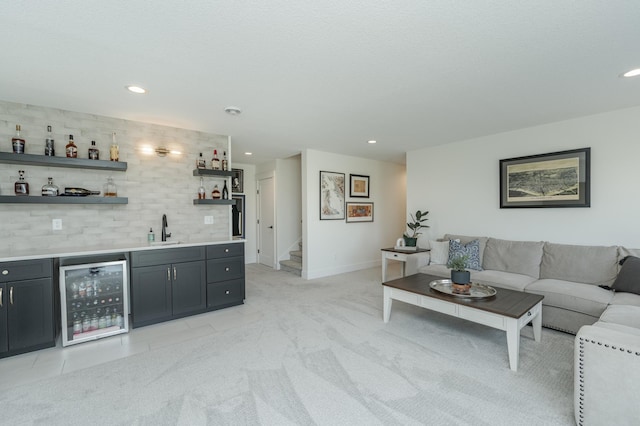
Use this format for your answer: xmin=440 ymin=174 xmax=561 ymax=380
xmin=59 ymin=260 xmax=129 ymax=346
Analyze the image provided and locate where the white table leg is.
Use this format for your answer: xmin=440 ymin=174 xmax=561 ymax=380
xmin=381 ymin=253 xmax=388 ymax=283
xmin=383 ymin=286 xmax=392 ymax=323
xmin=506 ymin=318 xmax=520 ymax=371
xmin=532 ymin=304 xmax=542 ymax=343
xmin=400 ymin=261 xmax=406 ymax=278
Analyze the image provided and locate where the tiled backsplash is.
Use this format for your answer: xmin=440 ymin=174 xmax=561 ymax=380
xmin=0 ymin=101 xmax=232 ymax=256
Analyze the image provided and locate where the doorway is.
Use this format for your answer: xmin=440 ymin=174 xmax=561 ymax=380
xmin=257 ymin=176 xmax=275 ymax=268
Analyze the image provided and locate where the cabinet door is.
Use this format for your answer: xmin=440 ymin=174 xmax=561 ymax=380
xmin=131 ymin=264 xmax=172 ymax=326
xmin=172 ymin=261 xmax=206 ymax=316
xmin=7 ymin=278 xmax=54 ymax=351
xmin=0 ymin=283 xmax=7 ymax=353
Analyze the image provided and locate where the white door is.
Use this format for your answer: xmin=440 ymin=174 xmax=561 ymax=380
xmin=257 ymin=176 xmax=275 ymax=268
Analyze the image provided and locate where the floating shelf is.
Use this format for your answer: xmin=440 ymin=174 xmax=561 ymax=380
xmin=193 ymin=199 xmax=235 ymax=205
xmin=0 ymin=152 xmax=127 ymax=171
xmin=0 ymin=196 xmax=128 ymax=204
xmin=192 ymin=169 xmax=233 ymax=177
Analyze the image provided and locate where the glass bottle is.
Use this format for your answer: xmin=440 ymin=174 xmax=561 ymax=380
xmin=45 ymin=125 xmax=55 ymax=156
xmin=222 ymin=151 xmax=228 ymax=171
xmin=110 ymin=132 xmax=119 ymax=161
xmin=65 ymin=134 xmax=78 ymax=158
xmin=222 ymin=180 xmax=229 ymax=199
xmin=196 ymin=152 xmax=206 ymax=169
xmin=41 ymin=177 xmax=59 ymax=196
xmin=88 ymin=140 xmax=99 ymax=160
xmin=211 ymin=184 xmax=221 ymax=199
xmin=12 ymin=124 xmax=26 ymax=154
xmin=14 ymin=170 xmax=29 ymax=195
xmin=104 ymin=177 xmax=117 ymax=197
xmin=198 ymin=177 xmax=206 ymax=199
xmin=211 ymin=149 xmax=221 ymax=170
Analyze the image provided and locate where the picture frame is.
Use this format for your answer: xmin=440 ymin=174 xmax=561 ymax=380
xmin=231 ymin=168 xmax=244 ymax=193
xmin=349 ymin=174 xmax=370 ymax=198
xmin=232 ymin=194 xmax=245 ymax=238
xmin=346 ymin=202 xmax=374 ymax=223
xmin=319 ymin=171 xmax=345 ymax=220
xmin=500 ymin=148 xmax=590 ymax=208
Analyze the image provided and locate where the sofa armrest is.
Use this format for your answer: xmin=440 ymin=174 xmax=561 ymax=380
xmin=575 ymin=324 xmax=640 ymax=425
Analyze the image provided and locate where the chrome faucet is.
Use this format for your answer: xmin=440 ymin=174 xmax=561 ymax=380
xmin=161 ymin=214 xmax=171 ymax=241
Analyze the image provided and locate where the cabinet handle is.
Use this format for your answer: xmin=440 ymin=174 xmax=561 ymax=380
xmin=225 ymin=248 xmax=229 ymax=253
xmin=225 ymin=290 xmax=230 ymax=295
xmin=225 ymin=267 xmax=230 ymax=272
xmin=174 ymin=267 xmax=177 ymax=281
xmin=0 ymin=287 xmax=3 ymax=307
xmin=167 ymin=268 xmax=171 ymax=281
xmin=1 ymin=269 xmax=8 ymax=276
xmin=10 ymin=286 xmax=14 ymax=305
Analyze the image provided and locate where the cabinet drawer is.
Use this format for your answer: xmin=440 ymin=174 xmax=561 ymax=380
xmin=206 ymin=243 xmax=244 ymax=259
xmin=207 ymin=257 xmax=244 ymax=283
xmin=0 ymin=259 xmax=52 ymax=282
xmin=459 ymin=306 xmax=505 ymax=330
xmin=207 ymin=279 xmax=244 ymax=308
xmin=131 ymin=247 xmax=205 ymax=267
xmin=420 ymin=296 xmax=458 ymax=316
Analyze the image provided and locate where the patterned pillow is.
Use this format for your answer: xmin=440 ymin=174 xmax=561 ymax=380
xmin=448 ymin=239 xmax=483 ymax=271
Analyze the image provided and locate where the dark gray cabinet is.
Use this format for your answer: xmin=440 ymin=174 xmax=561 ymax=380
xmin=0 ymin=259 xmax=55 ymax=358
xmin=206 ymin=243 xmax=245 ymax=310
xmin=130 ymin=247 xmax=206 ymax=328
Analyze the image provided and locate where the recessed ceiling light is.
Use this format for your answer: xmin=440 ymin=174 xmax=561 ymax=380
xmin=368 ymin=140 xmax=377 ymax=144
xmin=224 ymin=106 xmax=242 ymax=115
xmin=621 ymin=68 xmax=640 ymax=78
xmin=126 ymin=85 xmax=147 ymax=94
xmin=245 ymin=152 xmax=252 ymax=156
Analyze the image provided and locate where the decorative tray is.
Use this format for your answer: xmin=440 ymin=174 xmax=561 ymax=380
xmin=429 ymin=279 xmax=497 ymax=299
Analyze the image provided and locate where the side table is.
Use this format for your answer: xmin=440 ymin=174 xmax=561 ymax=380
xmin=380 ymin=247 xmax=430 ymax=283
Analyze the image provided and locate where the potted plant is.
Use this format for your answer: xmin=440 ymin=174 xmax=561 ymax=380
xmin=403 ymin=209 xmax=429 ymax=247
xmin=447 ymin=254 xmax=471 ymax=293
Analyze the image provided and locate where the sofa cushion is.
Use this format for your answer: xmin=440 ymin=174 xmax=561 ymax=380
xmin=418 ymin=263 xmax=450 ymax=277
xmin=591 ymin=321 xmax=640 ymax=338
xmin=611 ymin=256 xmax=640 ymax=295
xmin=540 ymin=242 xmax=618 ymax=286
xmin=444 ymin=234 xmax=488 ymax=264
xmin=471 ymin=270 xmax=537 ymax=292
xmin=610 ymin=291 xmax=640 ymax=308
xmin=525 ymin=278 xmax=613 ymax=317
xmin=599 ymin=305 xmax=640 ymax=329
xmin=448 ymin=239 xmax=482 ymax=270
xmin=483 ymin=238 xmax=544 ymax=278
xmin=428 ymin=240 xmax=450 ymax=265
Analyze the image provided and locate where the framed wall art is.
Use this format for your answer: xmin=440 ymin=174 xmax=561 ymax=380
xmin=346 ymin=202 xmax=374 ymax=223
xmin=231 ymin=168 xmax=244 ymax=193
xmin=232 ymin=194 xmax=245 ymax=238
xmin=319 ymin=171 xmax=345 ymax=220
xmin=500 ymin=148 xmax=590 ymax=208
xmin=349 ymin=174 xmax=370 ymax=198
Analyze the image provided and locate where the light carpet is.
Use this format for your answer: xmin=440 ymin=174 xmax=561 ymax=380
xmin=0 ymin=264 xmax=575 ymax=425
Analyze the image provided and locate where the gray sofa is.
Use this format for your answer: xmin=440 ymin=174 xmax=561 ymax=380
xmin=418 ymin=234 xmax=640 ymax=424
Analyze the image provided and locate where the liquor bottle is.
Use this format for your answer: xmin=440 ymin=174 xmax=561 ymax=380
xmin=88 ymin=141 xmax=100 ymax=160
xmin=222 ymin=180 xmax=229 ymax=199
xmin=14 ymin=170 xmax=29 ymax=195
xmin=148 ymin=228 xmax=155 ymax=243
xmin=110 ymin=132 xmax=119 ymax=161
xmin=198 ymin=177 xmax=206 ymax=199
xmin=66 ymin=135 xmax=78 ymax=158
xmin=211 ymin=149 xmax=221 ymax=170
xmin=103 ymin=177 xmax=117 ymax=197
xmin=63 ymin=187 xmax=101 ymax=196
xmin=41 ymin=177 xmax=59 ymax=196
xmin=222 ymin=151 xmax=228 ymax=171
xmin=12 ymin=124 xmax=26 ymax=154
xmin=211 ymin=184 xmax=221 ymax=199
xmin=45 ymin=125 xmax=55 ymax=156
xmin=196 ymin=152 xmax=206 ymax=169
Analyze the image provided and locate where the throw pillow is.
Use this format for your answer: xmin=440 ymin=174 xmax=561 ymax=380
xmin=448 ymin=239 xmax=483 ymax=271
xmin=612 ymin=256 xmax=640 ymax=295
xmin=429 ymin=240 xmax=450 ymax=265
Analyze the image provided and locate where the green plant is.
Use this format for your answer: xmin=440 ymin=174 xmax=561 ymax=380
xmin=404 ymin=209 xmax=429 ymax=238
xmin=447 ymin=255 xmax=468 ymax=271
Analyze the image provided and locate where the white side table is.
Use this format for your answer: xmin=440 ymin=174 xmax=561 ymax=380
xmin=381 ymin=247 xmax=430 ymax=283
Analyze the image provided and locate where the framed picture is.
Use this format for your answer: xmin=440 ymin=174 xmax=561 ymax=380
xmin=346 ymin=202 xmax=374 ymax=223
xmin=232 ymin=195 xmax=245 ymax=238
xmin=320 ymin=171 xmax=345 ymax=220
xmin=349 ymin=174 xmax=370 ymax=198
xmin=231 ymin=168 xmax=244 ymax=193
xmin=500 ymin=148 xmax=590 ymax=208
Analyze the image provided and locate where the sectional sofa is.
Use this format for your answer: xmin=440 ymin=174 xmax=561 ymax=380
xmin=417 ymin=234 xmax=640 ymax=425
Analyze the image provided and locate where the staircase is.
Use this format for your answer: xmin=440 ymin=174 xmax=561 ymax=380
xmin=279 ymin=243 xmax=302 ymax=276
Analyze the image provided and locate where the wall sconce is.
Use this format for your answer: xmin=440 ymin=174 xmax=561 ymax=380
xmin=154 ymin=147 xmax=182 ymax=156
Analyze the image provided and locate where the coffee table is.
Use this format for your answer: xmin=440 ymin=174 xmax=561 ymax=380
xmin=382 ymin=273 xmax=544 ymax=371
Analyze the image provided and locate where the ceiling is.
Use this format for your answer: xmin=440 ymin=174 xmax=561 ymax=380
xmin=1 ymin=1 xmax=639 ymax=165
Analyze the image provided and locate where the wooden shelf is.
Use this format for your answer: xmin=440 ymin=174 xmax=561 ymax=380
xmin=0 ymin=196 xmax=128 ymax=204
xmin=0 ymin=152 xmax=127 ymax=171
xmin=192 ymin=169 xmax=233 ymax=177
xmin=192 ymin=199 xmax=235 ymax=205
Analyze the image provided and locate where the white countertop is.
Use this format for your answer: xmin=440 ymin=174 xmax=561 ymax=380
xmin=0 ymin=239 xmax=245 ymax=263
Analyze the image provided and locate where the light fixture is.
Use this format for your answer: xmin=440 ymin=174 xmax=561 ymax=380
xmin=245 ymin=152 xmax=252 ymax=156
xmin=224 ymin=106 xmax=242 ymax=115
xmin=368 ymin=140 xmax=377 ymax=144
xmin=126 ymin=85 xmax=147 ymax=94
xmin=154 ymin=147 xmax=181 ymax=156
xmin=622 ymin=68 xmax=640 ymax=78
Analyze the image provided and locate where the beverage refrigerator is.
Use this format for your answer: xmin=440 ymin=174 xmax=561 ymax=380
xmin=59 ymin=260 xmax=129 ymax=346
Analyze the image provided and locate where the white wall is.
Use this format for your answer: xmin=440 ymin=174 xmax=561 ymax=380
xmin=407 ymin=106 xmax=640 ymax=248
xmin=233 ymin=162 xmax=257 ymax=263
xmin=276 ymin=155 xmax=302 ymax=261
xmin=303 ymin=149 xmax=406 ymax=279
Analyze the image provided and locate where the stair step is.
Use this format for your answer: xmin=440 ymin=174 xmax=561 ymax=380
xmin=280 ymin=259 xmax=302 ymax=276
xmin=289 ymin=250 xmax=302 ymax=262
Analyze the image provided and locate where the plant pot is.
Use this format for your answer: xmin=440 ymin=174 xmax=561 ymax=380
xmin=451 ymin=270 xmax=470 ymax=285
xmin=403 ymin=236 xmax=418 ymax=247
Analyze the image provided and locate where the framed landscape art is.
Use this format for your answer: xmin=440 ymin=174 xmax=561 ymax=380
xmin=346 ymin=202 xmax=374 ymax=223
xmin=349 ymin=174 xmax=370 ymax=198
xmin=320 ymin=171 xmax=345 ymax=220
xmin=500 ymin=148 xmax=590 ymax=208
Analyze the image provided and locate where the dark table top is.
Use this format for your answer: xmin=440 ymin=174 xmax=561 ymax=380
xmin=381 ymin=247 xmax=430 ymax=254
xmin=383 ymin=273 xmax=544 ymax=319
